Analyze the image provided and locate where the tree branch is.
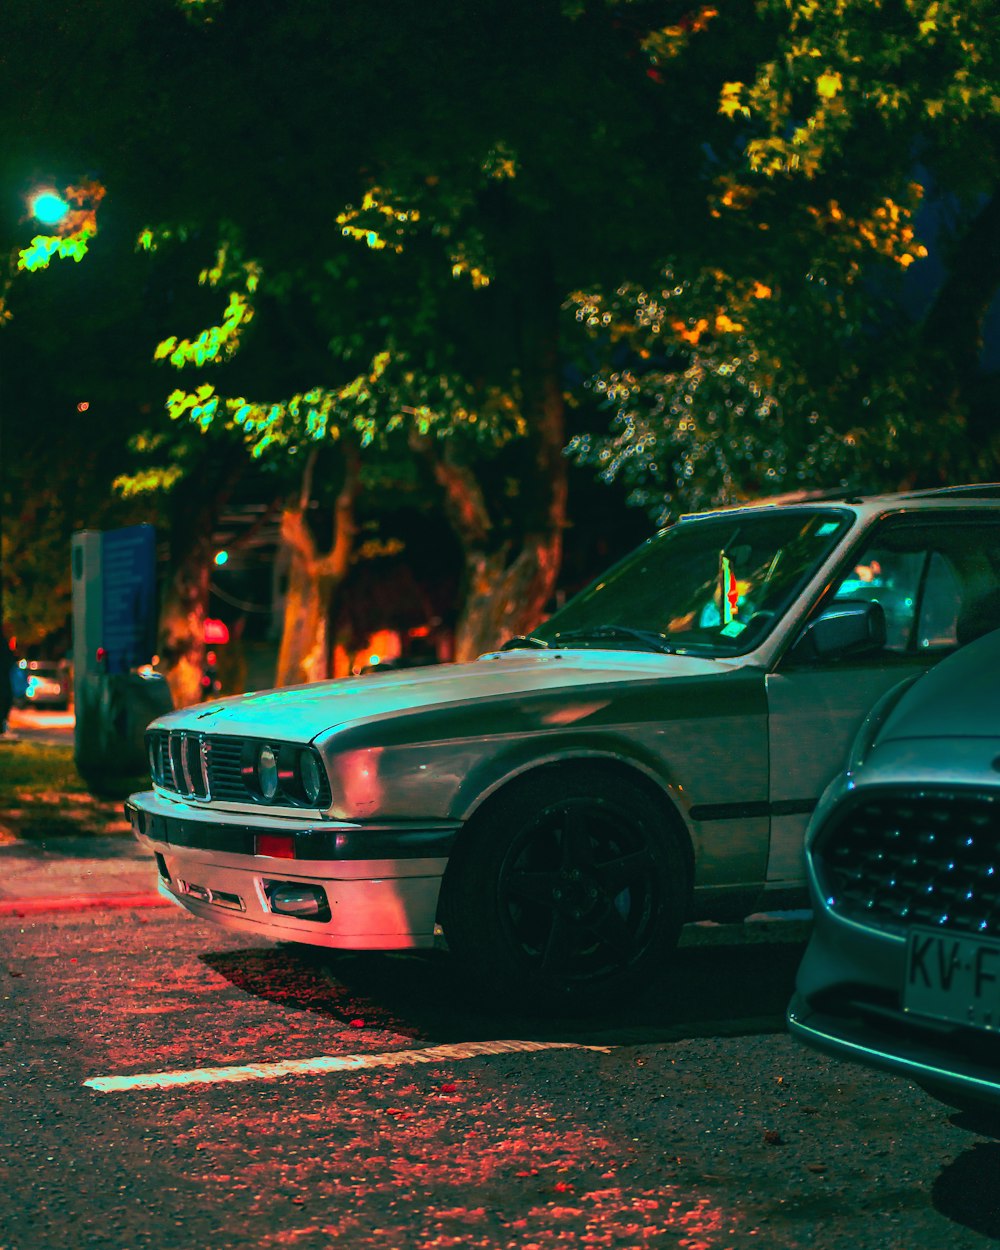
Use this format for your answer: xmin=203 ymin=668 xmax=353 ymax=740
xmin=408 ymin=430 xmax=493 ymax=549
xmin=318 ymin=436 xmax=361 ymax=580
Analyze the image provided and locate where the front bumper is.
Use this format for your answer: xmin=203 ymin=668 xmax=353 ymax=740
xmin=126 ymin=789 xmax=458 ymax=950
xmin=788 ymin=990 xmax=1000 ymax=1114
xmin=789 ymin=909 xmax=1000 ymax=1114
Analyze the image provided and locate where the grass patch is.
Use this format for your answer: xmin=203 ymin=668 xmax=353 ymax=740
xmin=0 ymin=740 xmax=81 ymax=800
xmin=0 ymin=739 xmax=144 ymax=840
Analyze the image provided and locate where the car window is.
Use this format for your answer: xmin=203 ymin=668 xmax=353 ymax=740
xmin=534 ymin=508 xmax=852 ymax=655
xmin=833 ymin=549 xmax=923 ymax=650
xmin=825 ymin=517 xmax=1000 ymax=656
xmin=916 ymin=552 xmax=961 ymax=649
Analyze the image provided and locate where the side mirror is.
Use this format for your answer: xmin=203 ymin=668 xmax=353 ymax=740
xmin=788 ymin=599 xmax=887 ymax=664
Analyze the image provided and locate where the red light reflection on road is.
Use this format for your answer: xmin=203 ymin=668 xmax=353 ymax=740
xmin=156 ymin=1069 xmax=740 ymax=1248
xmin=34 ymin=932 xmax=747 ymax=1246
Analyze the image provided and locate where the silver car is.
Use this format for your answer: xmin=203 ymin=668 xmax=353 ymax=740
xmin=788 ymin=624 xmax=1000 ymax=1117
xmin=127 ymin=485 xmax=1000 ymax=1003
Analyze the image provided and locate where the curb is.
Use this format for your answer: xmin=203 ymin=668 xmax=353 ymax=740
xmin=0 ymin=892 xmax=172 ymax=917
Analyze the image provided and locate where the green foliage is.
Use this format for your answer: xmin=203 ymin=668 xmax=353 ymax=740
xmin=726 ymin=0 xmax=1000 ymax=180
xmin=0 ymin=742 xmax=82 ymax=805
xmin=0 ymin=741 xmax=137 ymax=835
xmin=176 ymin=0 xmax=222 ymax=22
xmin=4 ymin=0 xmax=999 ymax=611
xmin=569 ymin=0 xmax=1000 ymax=517
xmin=15 ymin=180 xmax=106 ymax=275
xmin=567 ymin=266 xmax=848 ymax=522
xmin=17 ymin=231 xmax=92 ymax=272
xmin=92 ymin=0 xmax=767 ymax=539
xmin=151 ymin=230 xmax=260 ymax=367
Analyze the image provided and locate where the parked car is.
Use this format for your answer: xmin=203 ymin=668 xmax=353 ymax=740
xmin=127 ymin=485 xmax=1000 ymax=1003
xmin=15 ymin=659 xmax=70 ymax=710
xmin=788 ymin=624 xmax=1000 ymax=1119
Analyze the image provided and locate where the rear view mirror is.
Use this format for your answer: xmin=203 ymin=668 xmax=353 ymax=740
xmin=788 ymin=599 xmax=887 ymax=664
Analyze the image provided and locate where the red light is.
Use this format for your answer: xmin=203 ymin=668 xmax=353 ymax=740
xmin=408 ymin=624 xmax=431 ymax=638
xmin=77 ymin=401 xmax=90 ymax=412
xmin=96 ymin=647 xmax=107 ymax=663
xmin=205 ymin=650 xmax=217 ymax=666
xmin=255 ymin=834 xmax=296 ymax=859
xmin=200 ymin=675 xmax=212 ymax=688
xmin=203 ymin=618 xmax=230 ymax=644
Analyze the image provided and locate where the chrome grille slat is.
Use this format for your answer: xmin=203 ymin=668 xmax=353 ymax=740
xmin=815 ymin=790 xmax=1000 ymax=937
xmin=207 ymin=737 xmax=249 ymax=801
xmin=145 ymin=730 xmax=331 ymax=808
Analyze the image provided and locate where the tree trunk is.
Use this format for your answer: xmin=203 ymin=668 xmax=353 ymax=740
xmin=274 ymin=442 xmax=360 ymax=687
xmin=454 ymin=535 xmax=564 ymax=661
xmin=160 ymin=541 xmax=212 ymax=709
xmin=415 ymin=260 xmax=568 ymax=662
xmin=159 ymin=447 xmax=247 ymax=708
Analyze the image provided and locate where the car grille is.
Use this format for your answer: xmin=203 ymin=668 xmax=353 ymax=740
xmin=146 ymin=730 xmax=331 ymax=808
xmin=813 ymin=789 xmax=1000 ymax=937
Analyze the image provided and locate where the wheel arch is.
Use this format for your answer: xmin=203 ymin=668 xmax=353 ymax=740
xmin=444 ymin=751 xmax=695 ymax=895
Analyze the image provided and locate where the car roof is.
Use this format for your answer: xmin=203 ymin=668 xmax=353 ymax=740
xmin=680 ymin=483 xmax=1000 ymax=522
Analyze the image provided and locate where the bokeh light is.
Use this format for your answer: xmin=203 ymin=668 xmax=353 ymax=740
xmin=29 ymin=190 xmax=70 ymax=225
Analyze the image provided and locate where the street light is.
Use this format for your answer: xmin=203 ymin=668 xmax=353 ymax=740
xmin=0 ymin=187 xmax=72 ymax=637
xmin=28 ymin=190 xmax=70 ymax=227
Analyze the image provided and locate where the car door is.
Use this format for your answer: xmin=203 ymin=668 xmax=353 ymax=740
xmin=765 ymin=511 xmax=1000 ymax=887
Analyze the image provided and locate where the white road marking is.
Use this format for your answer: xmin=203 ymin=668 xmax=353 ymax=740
xmin=84 ymin=1039 xmax=613 ymax=1093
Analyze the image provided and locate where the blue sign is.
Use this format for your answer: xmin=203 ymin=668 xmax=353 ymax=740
xmin=101 ymin=525 xmax=157 ymax=675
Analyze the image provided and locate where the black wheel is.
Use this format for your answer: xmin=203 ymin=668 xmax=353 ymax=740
xmin=439 ymin=768 xmax=690 ymax=1006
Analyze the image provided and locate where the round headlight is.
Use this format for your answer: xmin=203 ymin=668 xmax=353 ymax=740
xmin=257 ymin=744 xmax=279 ymax=801
xmin=300 ymin=750 xmax=323 ymax=805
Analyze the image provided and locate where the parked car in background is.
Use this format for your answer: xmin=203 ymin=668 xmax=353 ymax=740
xmin=15 ymin=659 xmax=70 ymax=710
xmin=127 ymin=485 xmax=1000 ymax=1004
xmin=788 ymin=625 xmax=1000 ymax=1121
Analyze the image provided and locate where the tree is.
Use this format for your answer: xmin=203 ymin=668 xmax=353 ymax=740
xmin=110 ymin=0 xmax=775 ymax=665
xmin=20 ymin=0 xmax=994 ymax=679
xmin=572 ymin=0 xmax=1000 ymax=520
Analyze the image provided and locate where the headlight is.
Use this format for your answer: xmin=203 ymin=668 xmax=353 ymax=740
xmin=299 ymin=750 xmax=323 ymax=805
xmin=257 ymin=744 xmax=279 ymax=801
xmin=238 ymin=740 xmax=330 ymax=806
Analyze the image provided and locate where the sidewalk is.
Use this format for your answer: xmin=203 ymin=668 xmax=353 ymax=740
xmin=0 ymin=833 xmax=170 ymax=916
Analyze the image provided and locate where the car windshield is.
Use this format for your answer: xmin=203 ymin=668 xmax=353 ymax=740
xmin=532 ymin=508 xmax=853 ymax=656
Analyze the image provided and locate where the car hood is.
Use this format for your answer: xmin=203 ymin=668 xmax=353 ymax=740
xmin=878 ymin=628 xmax=1000 ymax=744
xmin=151 ymin=649 xmax=731 ymax=744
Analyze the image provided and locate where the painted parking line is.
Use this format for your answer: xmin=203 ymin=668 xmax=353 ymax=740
xmin=84 ymin=1039 xmax=614 ymax=1093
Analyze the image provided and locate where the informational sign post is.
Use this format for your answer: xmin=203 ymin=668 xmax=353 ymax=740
xmin=71 ymin=525 xmax=172 ymax=786
xmin=100 ymin=525 xmax=158 ymax=674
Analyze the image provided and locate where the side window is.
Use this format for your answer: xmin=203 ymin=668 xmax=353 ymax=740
xmin=916 ymin=552 xmax=961 ymax=649
xmin=826 ymin=517 xmax=1000 ymax=656
xmin=832 ymin=547 xmax=923 ymax=652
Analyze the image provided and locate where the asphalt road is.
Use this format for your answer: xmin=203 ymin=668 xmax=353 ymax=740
xmin=3 ymin=903 xmax=1000 ymax=1249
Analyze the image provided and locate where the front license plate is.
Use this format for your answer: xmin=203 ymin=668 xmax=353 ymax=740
xmin=904 ymin=926 xmax=1000 ymax=1032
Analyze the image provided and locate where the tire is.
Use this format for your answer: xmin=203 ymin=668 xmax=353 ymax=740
xmin=439 ymin=768 xmax=690 ymax=1008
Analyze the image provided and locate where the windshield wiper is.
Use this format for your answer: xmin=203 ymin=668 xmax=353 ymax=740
xmin=552 ymin=625 xmax=676 ymax=654
xmin=499 ymin=634 xmax=550 ymax=651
